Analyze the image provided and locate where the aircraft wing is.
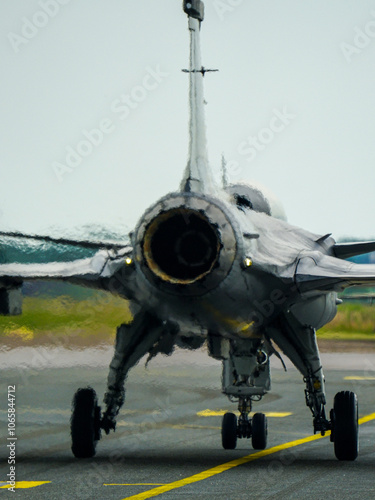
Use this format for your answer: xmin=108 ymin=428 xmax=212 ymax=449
xmin=333 ymin=240 xmax=375 ymax=259
xmin=296 ymin=251 xmax=375 ymax=293
xmin=0 ymin=246 xmax=134 ymax=315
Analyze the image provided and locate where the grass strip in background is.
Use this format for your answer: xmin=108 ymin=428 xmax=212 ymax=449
xmin=318 ymin=302 xmax=375 ymax=340
xmin=0 ymin=295 xmax=374 ymax=346
xmin=0 ymin=292 xmax=131 ymax=345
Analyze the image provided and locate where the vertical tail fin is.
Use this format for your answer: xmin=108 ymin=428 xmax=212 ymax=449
xmin=180 ymin=1 xmax=218 ymax=195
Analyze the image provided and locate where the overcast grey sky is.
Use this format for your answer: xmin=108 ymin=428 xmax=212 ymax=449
xmin=1 ymin=0 xmax=375 ymax=240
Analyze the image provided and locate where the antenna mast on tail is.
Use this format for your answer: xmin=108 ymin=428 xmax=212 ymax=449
xmin=180 ymin=1 xmax=218 ymax=194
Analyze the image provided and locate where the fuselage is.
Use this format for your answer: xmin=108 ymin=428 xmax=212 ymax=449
xmin=126 ymin=189 xmax=337 ymax=338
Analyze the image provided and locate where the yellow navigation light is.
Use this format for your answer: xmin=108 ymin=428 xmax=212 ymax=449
xmin=125 ymin=257 xmax=133 ymax=265
xmin=244 ymin=257 xmax=252 ymax=267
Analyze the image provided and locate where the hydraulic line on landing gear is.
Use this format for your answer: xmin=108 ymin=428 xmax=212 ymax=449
xmin=304 ymin=372 xmax=332 ymax=436
xmin=238 ymin=397 xmax=252 ymax=438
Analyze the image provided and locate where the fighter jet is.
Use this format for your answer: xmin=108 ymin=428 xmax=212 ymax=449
xmin=1 ymin=0 xmax=375 ymax=461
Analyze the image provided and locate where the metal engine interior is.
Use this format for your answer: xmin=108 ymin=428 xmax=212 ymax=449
xmin=134 ymin=194 xmax=238 ymax=295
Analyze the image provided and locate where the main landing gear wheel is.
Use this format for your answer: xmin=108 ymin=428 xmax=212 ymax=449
xmin=251 ymin=412 xmax=268 ymax=450
xmin=332 ymin=391 xmax=358 ymax=461
xmin=71 ymin=387 xmax=101 ymax=458
xmin=222 ymin=412 xmax=238 ymax=449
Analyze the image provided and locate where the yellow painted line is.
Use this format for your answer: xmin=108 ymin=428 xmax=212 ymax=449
xmin=344 ymin=376 xmax=375 ymax=381
xmin=0 ymin=481 xmax=50 ymax=489
xmin=263 ymin=412 xmax=292 ymax=418
xmin=197 ymin=409 xmax=292 ymax=418
xmin=118 ymin=422 xmax=221 ymax=430
xmin=197 ymin=410 xmax=227 ymax=417
xmin=117 ymin=422 xmax=221 ymax=430
xmin=359 ymin=412 xmax=375 ymax=425
xmin=120 ymin=434 xmax=326 ymax=500
xmin=121 ymin=412 xmax=375 ymax=500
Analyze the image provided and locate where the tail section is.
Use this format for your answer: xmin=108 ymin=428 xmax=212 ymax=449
xmin=180 ymin=0 xmax=218 ymax=195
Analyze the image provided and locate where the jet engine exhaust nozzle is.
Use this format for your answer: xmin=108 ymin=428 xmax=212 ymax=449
xmin=134 ymin=195 xmax=237 ymax=296
xmin=143 ymin=209 xmax=220 ymax=284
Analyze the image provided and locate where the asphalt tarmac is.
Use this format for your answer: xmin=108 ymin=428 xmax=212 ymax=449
xmin=1 ymin=347 xmax=375 ymax=499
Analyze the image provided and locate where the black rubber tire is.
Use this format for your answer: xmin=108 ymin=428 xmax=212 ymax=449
xmin=251 ymin=412 xmax=267 ymax=450
xmin=71 ymin=387 xmax=101 ymax=458
xmin=333 ymin=391 xmax=358 ymax=461
xmin=222 ymin=412 xmax=237 ymax=450
xmin=329 ymin=408 xmax=335 ymax=443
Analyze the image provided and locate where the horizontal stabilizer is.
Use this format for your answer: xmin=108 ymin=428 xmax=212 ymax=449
xmin=333 ymin=241 xmax=375 ymax=259
xmin=296 ymin=252 xmax=375 ymax=293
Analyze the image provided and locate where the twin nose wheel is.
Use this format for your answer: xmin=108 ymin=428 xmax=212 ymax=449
xmin=221 ymin=412 xmax=268 ymax=450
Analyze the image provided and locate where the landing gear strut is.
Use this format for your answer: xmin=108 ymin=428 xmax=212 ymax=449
xmin=267 ymin=318 xmax=359 ymax=461
xmin=221 ymin=397 xmax=267 ymax=450
xmin=305 ymin=379 xmax=359 ymax=461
